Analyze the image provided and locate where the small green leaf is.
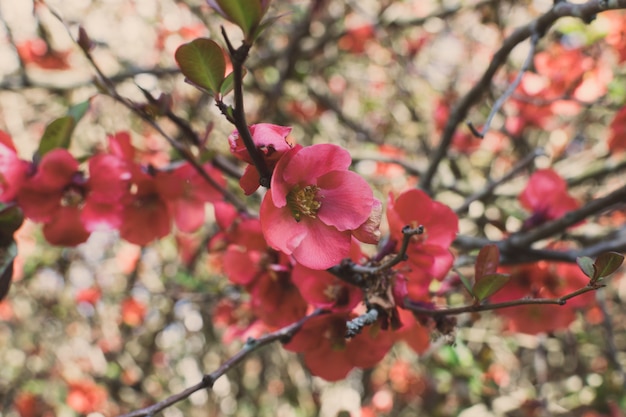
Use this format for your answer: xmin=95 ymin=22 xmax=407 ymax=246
xmin=37 ymin=99 xmax=91 ymax=158
xmin=0 ymin=205 xmax=24 ymax=244
xmin=215 ymin=0 xmax=263 ymax=37
xmin=475 ymin=244 xmax=500 ymax=280
xmin=175 ymin=38 xmax=226 ymax=95
xmin=67 ymin=98 xmax=91 ymax=122
xmin=457 ymin=270 xmax=474 ymax=297
xmin=251 ymin=14 xmax=283 ymax=42
xmin=37 ymin=116 xmax=76 ymax=157
xmin=0 ymin=240 xmax=16 ymax=301
xmin=219 ymin=68 xmax=246 ymax=97
xmin=472 ymin=273 xmax=510 ymax=302
xmin=593 ymin=252 xmax=624 ymax=280
xmin=577 ymin=256 xmax=596 ymax=279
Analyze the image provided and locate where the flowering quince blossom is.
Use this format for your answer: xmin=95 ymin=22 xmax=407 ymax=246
xmin=491 ymin=261 xmax=594 ymax=334
xmin=229 ymin=123 xmax=293 ymax=195
xmin=284 ymin=313 xmax=395 ymax=381
xmin=211 ymin=202 xmax=307 ymax=328
xmin=607 ymin=105 xmax=626 ymax=152
xmin=291 ymin=239 xmax=364 ymax=312
xmin=16 ymin=150 xmax=97 ymax=246
xmin=0 ymin=130 xmax=29 ymax=203
xmin=386 ymin=189 xmax=458 ymax=299
xmin=155 ymin=161 xmax=226 ymax=233
xmin=260 ymin=143 xmax=381 ymax=270
xmin=519 ymin=168 xmax=579 ymax=230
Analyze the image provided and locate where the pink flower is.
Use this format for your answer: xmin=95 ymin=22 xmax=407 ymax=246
xmin=16 ymin=149 xmax=91 ymax=246
xmin=155 ymin=162 xmax=225 ymax=232
xmin=284 ymin=313 xmax=395 ymax=381
xmin=0 ymin=130 xmax=29 ymax=203
xmin=119 ymin=166 xmax=171 ymax=246
xmin=229 ymin=123 xmax=293 ymax=195
xmin=291 ymin=262 xmax=362 ymax=312
xmin=386 ymin=189 xmax=458 ymax=299
xmin=260 ymin=144 xmax=380 ymax=270
xmin=519 ymin=169 xmax=579 ymax=230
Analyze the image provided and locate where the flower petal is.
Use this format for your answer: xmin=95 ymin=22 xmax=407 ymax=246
xmin=282 ymin=144 xmax=352 ymax=186
xmin=316 ymin=170 xmax=374 ymax=231
xmin=291 ymin=218 xmax=351 ymax=269
xmin=260 ymin=191 xmax=307 ymax=255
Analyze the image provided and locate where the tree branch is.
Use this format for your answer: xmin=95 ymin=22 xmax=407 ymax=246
xmin=419 ymin=0 xmax=626 ymax=193
xmin=117 ymin=309 xmax=328 ymax=417
xmin=404 ymin=283 xmax=604 ymax=318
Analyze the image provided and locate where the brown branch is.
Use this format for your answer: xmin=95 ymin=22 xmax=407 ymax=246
xmin=221 ymin=28 xmax=271 ymax=188
xmin=419 ymin=0 xmax=626 ymax=193
xmin=469 ymin=29 xmax=540 ymax=139
xmin=404 ymin=283 xmax=604 ymax=317
xmin=455 ymin=148 xmax=545 ymax=215
xmin=117 ymin=309 xmax=328 ymax=417
xmin=504 ymin=182 xmax=626 ymax=251
xmin=46 ymin=7 xmax=251 ymax=214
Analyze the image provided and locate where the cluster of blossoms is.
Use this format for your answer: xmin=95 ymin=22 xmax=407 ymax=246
xmin=213 ymin=123 xmax=461 ymax=379
xmin=0 ymin=119 xmax=595 ymax=380
xmin=0 ymin=130 xmax=225 ymax=246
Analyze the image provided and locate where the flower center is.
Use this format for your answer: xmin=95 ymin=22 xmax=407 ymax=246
xmin=287 ymin=185 xmax=322 ymax=222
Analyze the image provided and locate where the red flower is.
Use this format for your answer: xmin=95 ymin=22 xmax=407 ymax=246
xmin=215 ymin=202 xmax=308 ymax=328
xmin=260 ymin=144 xmax=380 ymax=269
xmin=66 ymin=380 xmax=108 ymax=414
xmin=491 ymin=261 xmax=594 ymax=334
xmin=519 ymin=169 xmax=579 ymax=230
xmin=386 ymin=189 xmax=458 ymax=299
xmin=608 ymin=105 xmax=626 ymax=152
xmin=338 ymin=24 xmax=375 ymax=54
xmin=119 ymin=166 xmax=171 ymax=245
xmin=16 ymin=38 xmax=72 ymax=70
xmin=285 ymin=313 xmax=395 ymax=381
xmin=292 ymin=262 xmax=362 ymax=312
xmin=229 ymin=123 xmax=293 ymax=195
xmin=16 ymin=149 xmax=91 ymax=246
xmin=156 ymin=162 xmax=225 ymax=232
xmin=0 ymin=130 xmax=29 ymax=203
xmin=120 ymin=297 xmax=147 ymax=326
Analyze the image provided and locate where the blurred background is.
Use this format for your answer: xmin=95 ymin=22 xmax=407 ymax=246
xmin=0 ymin=0 xmax=625 ymax=416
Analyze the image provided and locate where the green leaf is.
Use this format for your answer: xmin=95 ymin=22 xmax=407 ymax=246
xmin=37 ymin=116 xmax=76 ymax=157
xmin=576 ymin=256 xmax=596 ymax=279
xmin=0 ymin=205 xmax=24 ymax=244
xmin=475 ymin=244 xmax=500 ymax=280
xmin=0 ymin=240 xmax=16 ymax=301
xmin=219 ymin=68 xmax=246 ymax=97
xmin=472 ymin=273 xmax=510 ymax=302
xmin=251 ymin=14 xmax=283 ymax=42
xmin=175 ymin=38 xmax=226 ymax=95
xmin=593 ymin=252 xmax=624 ymax=280
xmin=37 ymin=99 xmax=92 ymax=158
xmin=215 ymin=0 xmax=263 ymax=36
xmin=67 ymin=98 xmax=91 ymax=122
xmin=457 ymin=270 xmax=474 ymax=297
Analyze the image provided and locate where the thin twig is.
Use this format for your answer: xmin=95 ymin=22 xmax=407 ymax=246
xmin=455 ymin=148 xmax=545 ymax=214
xmin=117 ymin=309 xmax=328 ymax=417
xmin=419 ymin=0 xmax=626 ymax=193
xmin=404 ymin=283 xmax=603 ymax=317
xmin=221 ymin=28 xmax=271 ymax=187
xmin=47 ymin=7 xmax=250 ymax=214
xmin=468 ymin=30 xmax=540 ymax=138
xmin=503 ymin=182 xmax=626 ymax=250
